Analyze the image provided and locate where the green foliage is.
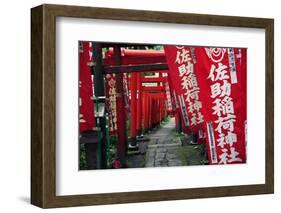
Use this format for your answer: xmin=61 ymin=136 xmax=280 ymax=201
xmin=107 ymin=136 xmax=118 ymax=168
xmin=176 ymin=144 xmax=208 ymax=166
xmin=160 ymin=115 xmax=171 ymax=126
xmin=173 ymin=131 xmax=209 ymax=166
xmin=79 ymin=144 xmax=87 ymax=170
xmin=126 ymin=113 xmax=130 ymax=138
xmin=143 ymin=72 xmax=154 ymax=76
xmin=174 ymin=131 xmax=186 ymax=138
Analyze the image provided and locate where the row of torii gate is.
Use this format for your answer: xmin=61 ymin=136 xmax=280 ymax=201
xmin=83 ymin=43 xmax=182 ymax=169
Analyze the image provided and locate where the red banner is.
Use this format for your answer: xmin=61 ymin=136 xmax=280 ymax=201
xmin=105 ymin=73 xmax=118 ymax=135
xmin=104 ymin=52 xmax=130 ymax=136
xmin=79 ymin=41 xmax=95 ymax=132
xmin=164 ymin=46 xmax=204 ymax=133
xmin=194 ymin=47 xmax=247 ymax=164
xmin=162 ymin=73 xmax=173 ymax=113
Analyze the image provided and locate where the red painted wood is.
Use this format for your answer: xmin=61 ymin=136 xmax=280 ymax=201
xmin=136 ymin=73 xmax=142 ymax=135
xmin=114 ymin=47 xmax=127 ymax=163
xmin=103 ymin=48 xmax=176 ymax=144
xmin=130 ymin=73 xmax=137 ymax=140
xmin=148 ymin=95 xmax=152 ymax=129
xmin=143 ymin=92 xmax=149 ymax=131
xmin=141 ymin=76 xmax=167 ymax=83
xmin=106 ymin=48 xmax=165 ymax=58
xmin=142 ymin=86 xmax=165 ymax=92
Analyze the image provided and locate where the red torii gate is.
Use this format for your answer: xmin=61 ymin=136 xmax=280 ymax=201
xmin=104 ymin=48 xmax=173 ymax=152
xmin=80 ymin=44 xmax=184 ymax=168
xmin=141 ymin=76 xmax=168 ymax=132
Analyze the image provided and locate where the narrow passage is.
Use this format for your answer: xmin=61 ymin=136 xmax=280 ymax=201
xmin=145 ymin=118 xmax=182 ymax=167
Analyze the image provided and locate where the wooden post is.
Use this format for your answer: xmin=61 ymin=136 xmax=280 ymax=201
xmin=149 ymin=95 xmax=152 ymax=129
xmin=129 ymin=72 xmax=137 ymax=146
xmin=136 ymin=73 xmax=142 ymax=135
xmin=152 ymin=98 xmax=155 ymax=128
xmin=143 ymin=91 xmax=149 ymax=132
xmin=92 ymin=43 xmax=107 ymax=169
xmin=113 ymin=46 xmax=127 ymax=165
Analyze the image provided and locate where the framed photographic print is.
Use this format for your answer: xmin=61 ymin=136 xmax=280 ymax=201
xmin=31 ymin=4 xmax=274 ymax=208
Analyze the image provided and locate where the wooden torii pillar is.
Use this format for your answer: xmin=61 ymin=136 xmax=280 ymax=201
xmin=113 ymin=46 xmax=127 ymax=164
xmin=129 ymin=72 xmax=137 ymax=146
xmin=136 ymin=73 xmax=142 ymax=136
xmin=142 ymin=91 xmax=148 ymax=133
xmin=103 ymin=48 xmax=171 ymax=156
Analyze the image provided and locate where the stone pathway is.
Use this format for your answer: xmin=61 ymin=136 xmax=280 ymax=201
xmin=145 ymin=118 xmax=183 ymax=167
